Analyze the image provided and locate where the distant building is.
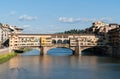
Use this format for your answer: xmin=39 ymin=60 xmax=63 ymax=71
xmin=91 ymin=21 xmax=119 ymax=33
xmin=108 ymin=27 xmax=120 ymax=56
xmin=89 ymin=21 xmax=119 ymax=46
xmin=0 ymin=23 xmax=23 ymax=48
xmin=92 ymin=21 xmax=107 ymax=27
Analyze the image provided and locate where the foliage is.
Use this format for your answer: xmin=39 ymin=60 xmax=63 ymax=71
xmin=0 ymin=52 xmax=17 ymax=64
xmin=56 ymin=28 xmax=93 ymax=34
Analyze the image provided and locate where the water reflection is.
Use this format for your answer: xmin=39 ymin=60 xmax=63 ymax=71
xmin=0 ymin=49 xmax=120 ymax=79
xmin=9 ymin=56 xmax=20 ymax=70
xmin=8 ymin=55 xmax=100 ymax=79
xmin=9 ymin=55 xmax=27 ymax=79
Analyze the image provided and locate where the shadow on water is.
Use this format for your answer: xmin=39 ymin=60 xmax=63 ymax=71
xmin=81 ymin=51 xmax=98 ymax=56
xmin=47 ymin=48 xmax=73 ymax=56
xmin=81 ymin=47 xmax=109 ymax=56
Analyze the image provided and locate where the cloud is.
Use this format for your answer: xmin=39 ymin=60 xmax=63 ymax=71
xmin=59 ymin=17 xmax=75 ymax=23
xmin=58 ymin=17 xmax=95 ymax=23
xmin=22 ymin=25 xmax=31 ymax=28
xmin=58 ymin=17 xmax=113 ymax=23
xmin=19 ymin=15 xmax=38 ymax=21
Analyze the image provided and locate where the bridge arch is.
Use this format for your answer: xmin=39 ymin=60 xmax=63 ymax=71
xmin=80 ymin=46 xmax=107 ymax=55
xmin=57 ymin=39 xmax=62 ymax=44
xmin=52 ymin=40 xmax=57 ymax=44
xmin=63 ymin=40 xmax=69 ymax=44
xmin=31 ymin=48 xmax=41 ymax=51
xmin=47 ymin=47 xmax=73 ymax=55
xmin=81 ymin=47 xmax=94 ymax=55
xmin=41 ymin=45 xmax=75 ymax=55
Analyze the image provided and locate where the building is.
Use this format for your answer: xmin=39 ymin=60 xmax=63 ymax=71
xmin=9 ymin=34 xmax=102 ymax=51
xmin=91 ymin=21 xmax=119 ymax=33
xmin=89 ymin=21 xmax=119 ymax=46
xmin=92 ymin=21 xmax=107 ymax=27
xmin=108 ymin=27 xmax=120 ymax=56
xmin=0 ymin=23 xmax=23 ymax=48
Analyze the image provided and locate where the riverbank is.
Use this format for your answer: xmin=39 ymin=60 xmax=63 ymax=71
xmin=0 ymin=48 xmax=9 ymax=55
xmin=0 ymin=52 xmax=17 ymax=64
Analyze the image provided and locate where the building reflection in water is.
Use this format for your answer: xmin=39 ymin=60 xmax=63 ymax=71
xmin=8 ymin=55 xmax=21 ymax=79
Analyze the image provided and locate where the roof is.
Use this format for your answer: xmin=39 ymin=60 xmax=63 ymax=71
xmin=15 ymin=27 xmax=23 ymax=30
xmin=108 ymin=27 xmax=120 ymax=33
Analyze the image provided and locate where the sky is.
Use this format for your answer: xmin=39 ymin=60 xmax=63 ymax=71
xmin=0 ymin=0 xmax=120 ymax=33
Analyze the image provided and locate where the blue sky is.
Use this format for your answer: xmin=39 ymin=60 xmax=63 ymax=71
xmin=0 ymin=0 xmax=120 ymax=33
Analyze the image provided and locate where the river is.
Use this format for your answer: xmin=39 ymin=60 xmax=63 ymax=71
xmin=0 ymin=48 xmax=120 ymax=79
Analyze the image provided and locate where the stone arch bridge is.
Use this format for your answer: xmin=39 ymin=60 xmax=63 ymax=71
xmin=27 ymin=44 xmax=97 ymax=55
xmin=9 ymin=34 xmax=105 ymax=55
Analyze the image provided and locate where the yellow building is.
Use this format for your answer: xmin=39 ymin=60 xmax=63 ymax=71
xmin=40 ymin=37 xmax=52 ymax=46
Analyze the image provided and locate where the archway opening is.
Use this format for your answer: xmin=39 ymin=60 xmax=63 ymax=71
xmin=21 ymin=48 xmax=40 ymax=56
xmin=63 ymin=40 xmax=69 ymax=44
xmin=81 ymin=48 xmax=95 ymax=56
xmin=81 ymin=47 xmax=108 ymax=56
xmin=57 ymin=39 xmax=62 ymax=44
xmin=52 ymin=40 xmax=56 ymax=44
xmin=47 ymin=48 xmax=73 ymax=56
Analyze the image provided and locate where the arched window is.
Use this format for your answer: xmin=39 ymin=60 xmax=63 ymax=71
xmin=57 ymin=39 xmax=62 ymax=44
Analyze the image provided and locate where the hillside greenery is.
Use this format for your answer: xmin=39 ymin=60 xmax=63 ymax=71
xmin=56 ymin=28 xmax=93 ymax=34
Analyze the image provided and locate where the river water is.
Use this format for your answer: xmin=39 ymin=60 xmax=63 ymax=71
xmin=0 ymin=48 xmax=120 ymax=79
